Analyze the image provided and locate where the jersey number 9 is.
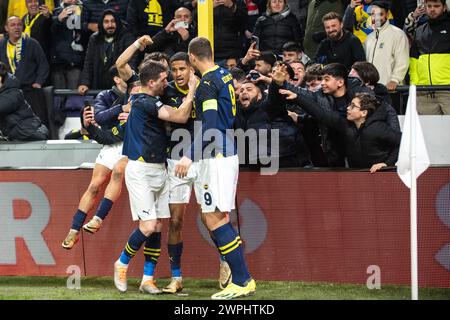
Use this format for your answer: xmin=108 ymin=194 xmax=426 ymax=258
xmin=228 ymin=84 xmax=236 ymax=116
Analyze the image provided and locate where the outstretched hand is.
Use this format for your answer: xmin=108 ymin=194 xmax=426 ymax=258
xmin=278 ymin=89 xmax=297 ymax=100
xmin=271 ymin=63 xmax=289 ymax=86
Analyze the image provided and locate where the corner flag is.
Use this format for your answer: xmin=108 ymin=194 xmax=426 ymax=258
xmin=396 ymin=85 xmax=430 ymax=188
xmin=395 ymin=85 xmax=430 ymax=300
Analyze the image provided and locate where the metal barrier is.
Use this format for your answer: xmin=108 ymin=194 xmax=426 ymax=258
xmin=47 ymin=89 xmax=103 ymax=139
xmin=390 ymin=85 xmax=450 ymax=115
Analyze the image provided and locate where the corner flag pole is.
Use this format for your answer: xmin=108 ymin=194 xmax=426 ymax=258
xmin=197 ymin=0 xmax=214 ymax=59
xmin=397 ymin=85 xmax=429 ymax=300
xmin=409 ymin=85 xmax=418 ymax=300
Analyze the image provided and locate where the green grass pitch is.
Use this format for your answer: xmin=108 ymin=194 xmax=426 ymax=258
xmin=0 ymin=276 xmax=449 ymax=300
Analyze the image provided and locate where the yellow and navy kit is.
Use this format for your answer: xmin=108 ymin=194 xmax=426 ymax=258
xmin=190 ymin=65 xmax=237 ymax=160
xmin=161 ymin=81 xmax=196 ymax=159
xmin=352 ymin=4 xmax=394 ymax=43
xmin=122 ymin=93 xmax=168 ymax=163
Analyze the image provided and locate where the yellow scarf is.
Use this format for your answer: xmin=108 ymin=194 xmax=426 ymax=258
xmin=6 ymin=35 xmax=25 ymax=74
xmin=24 ymin=13 xmax=42 ymax=37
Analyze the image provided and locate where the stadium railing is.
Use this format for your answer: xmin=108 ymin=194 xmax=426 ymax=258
xmin=390 ymin=85 xmax=450 ymax=115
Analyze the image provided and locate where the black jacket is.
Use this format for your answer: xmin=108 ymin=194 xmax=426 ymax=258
xmin=126 ymin=0 xmax=180 ymax=37
xmin=145 ymin=23 xmax=196 ymax=56
xmin=0 ymin=74 xmax=45 ymax=140
xmin=293 ymin=89 xmax=401 ymax=168
xmin=79 ymin=10 xmax=135 ymax=89
xmin=253 ymin=7 xmax=302 ymax=55
xmin=235 ymin=85 xmax=311 ymax=166
xmin=0 ymin=36 xmax=49 ymax=87
xmin=314 ymin=30 xmax=366 ymax=71
xmin=22 ymin=13 xmax=52 ymax=59
xmin=234 ymin=99 xmax=272 ymax=166
xmin=81 ymin=0 xmax=129 ymax=31
xmin=212 ymin=2 xmax=247 ymax=60
xmin=50 ymin=5 xmax=88 ymax=68
xmin=286 ymin=78 xmax=399 ymax=167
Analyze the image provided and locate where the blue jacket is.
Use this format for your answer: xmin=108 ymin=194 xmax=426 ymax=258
xmin=94 ymin=86 xmax=126 ymax=130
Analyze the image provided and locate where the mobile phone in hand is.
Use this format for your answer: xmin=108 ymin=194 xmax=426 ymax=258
xmin=249 ymin=71 xmax=261 ymax=81
xmin=84 ymin=100 xmax=94 ymax=113
xmin=174 ymin=21 xmax=189 ymax=29
xmin=251 ymin=35 xmax=259 ymax=50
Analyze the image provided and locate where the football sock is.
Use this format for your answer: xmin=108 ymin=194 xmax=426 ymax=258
xmin=168 ymin=242 xmax=183 ymax=278
xmin=119 ymin=228 xmax=147 ymax=265
xmin=71 ymin=209 xmax=87 ymax=231
xmin=211 ymin=235 xmax=226 ymax=262
xmin=212 ymin=223 xmax=251 ymax=287
xmin=143 ymin=232 xmax=161 ymax=277
xmin=94 ymin=198 xmax=113 ymax=220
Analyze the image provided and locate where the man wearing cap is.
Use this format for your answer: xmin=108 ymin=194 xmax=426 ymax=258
xmin=364 ymin=0 xmax=409 ymax=91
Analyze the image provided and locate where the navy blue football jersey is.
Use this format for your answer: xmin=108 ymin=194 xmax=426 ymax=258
xmin=191 ymin=65 xmax=237 ymax=160
xmin=122 ymin=93 xmax=168 ymax=163
xmin=161 ymin=81 xmax=196 ymax=159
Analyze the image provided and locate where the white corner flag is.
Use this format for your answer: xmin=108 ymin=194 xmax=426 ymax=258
xmin=396 ymin=85 xmax=430 ymax=301
xmin=396 ymin=85 xmax=430 ymax=188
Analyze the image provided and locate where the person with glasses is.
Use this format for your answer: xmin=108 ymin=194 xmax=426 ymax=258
xmin=278 ymin=82 xmax=401 ymax=173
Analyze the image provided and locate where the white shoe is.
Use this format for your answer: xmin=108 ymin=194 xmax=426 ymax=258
xmin=82 ymin=216 xmax=102 ymax=234
xmin=139 ymin=280 xmax=162 ymax=294
xmin=114 ymin=260 xmax=128 ymax=293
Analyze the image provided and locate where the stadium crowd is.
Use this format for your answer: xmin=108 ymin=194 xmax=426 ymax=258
xmin=0 ymin=0 xmax=449 ymax=171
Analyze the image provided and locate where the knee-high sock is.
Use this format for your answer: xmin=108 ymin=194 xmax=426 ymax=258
xmin=94 ymin=198 xmax=113 ymax=220
xmin=71 ymin=209 xmax=87 ymax=231
xmin=210 ymin=235 xmax=226 ymax=262
xmin=212 ymin=223 xmax=251 ymax=287
xmin=168 ymin=242 xmax=183 ymax=278
xmin=143 ymin=232 xmax=161 ymax=277
xmin=119 ymin=228 xmax=148 ymax=265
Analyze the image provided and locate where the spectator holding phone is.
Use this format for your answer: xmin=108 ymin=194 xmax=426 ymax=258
xmin=22 ymin=0 xmax=53 ymax=60
xmin=237 ymin=36 xmax=261 ymax=72
xmin=50 ymin=0 xmax=87 ymax=89
xmin=145 ymin=7 xmax=196 ymax=56
xmin=253 ymin=0 xmax=303 ymax=55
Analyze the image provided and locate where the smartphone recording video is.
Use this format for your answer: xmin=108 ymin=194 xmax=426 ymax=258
xmin=174 ymin=21 xmax=189 ymax=29
xmin=251 ymin=35 xmax=260 ymax=50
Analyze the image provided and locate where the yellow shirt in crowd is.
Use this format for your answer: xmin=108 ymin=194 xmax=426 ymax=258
xmin=7 ymin=0 xmax=54 ymax=19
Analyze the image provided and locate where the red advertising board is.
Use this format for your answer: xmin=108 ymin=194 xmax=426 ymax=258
xmin=0 ymin=168 xmax=449 ymax=287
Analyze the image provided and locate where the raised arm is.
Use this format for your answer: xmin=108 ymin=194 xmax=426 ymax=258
xmin=116 ymin=35 xmax=153 ymax=81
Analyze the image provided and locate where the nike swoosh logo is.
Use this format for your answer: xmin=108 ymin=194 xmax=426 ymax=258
xmin=220 ymin=273 xmax=232 ymax=289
